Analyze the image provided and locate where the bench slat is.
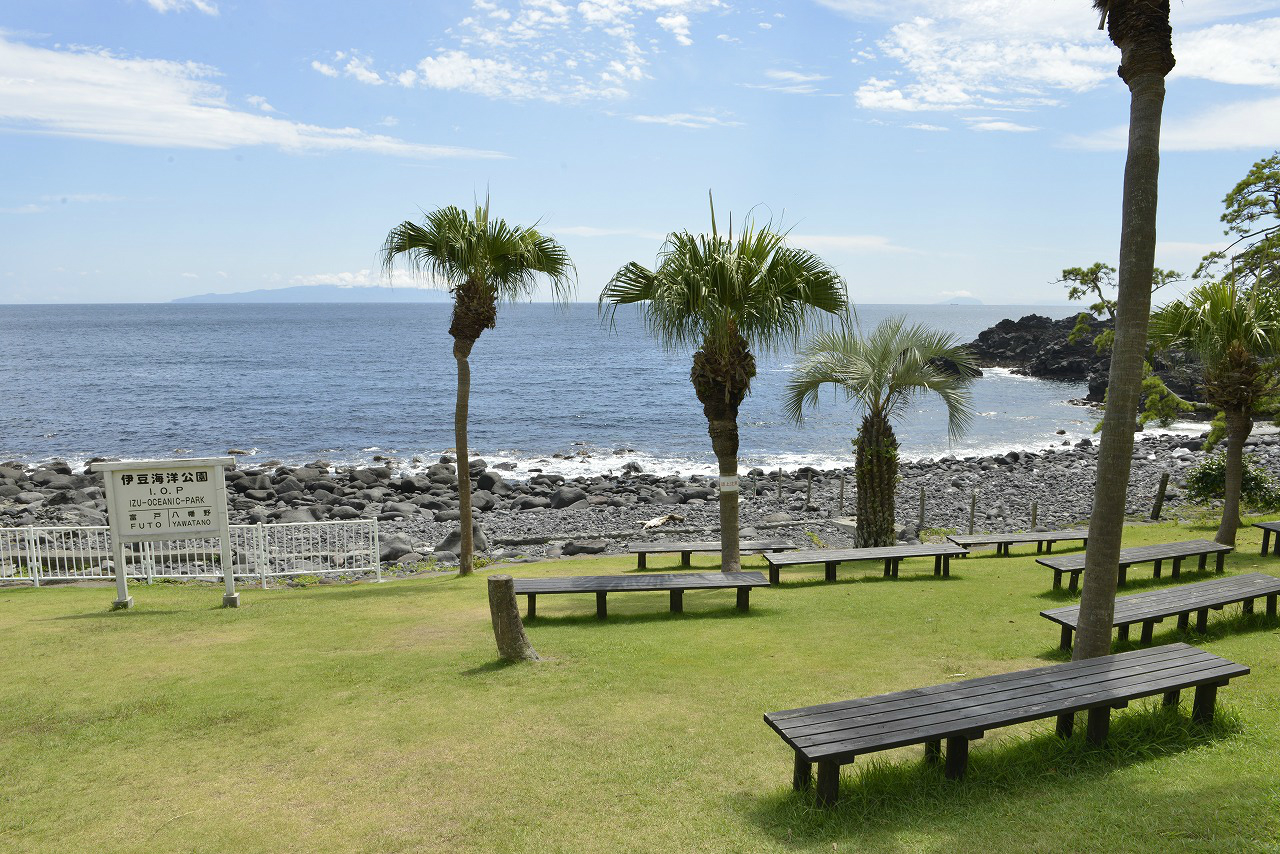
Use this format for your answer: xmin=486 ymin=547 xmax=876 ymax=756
xmin=1041 ymin=573 xmax=1280 ymax=628
xmin=629 ymin=540 xmax=795 ymax=554
xmin=1037 ymin=539 xmax=1232 ymax=572
xmin=512 ymin=571 xmax=768 ymax=594
xmin=947 ymin=530 xmax=1087 ymax=547
xmin=765 ymin=543 xmax=967 ymax=567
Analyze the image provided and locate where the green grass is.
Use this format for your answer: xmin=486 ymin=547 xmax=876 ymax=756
xmin=3 ymin=518 xmax=1280 ymax=853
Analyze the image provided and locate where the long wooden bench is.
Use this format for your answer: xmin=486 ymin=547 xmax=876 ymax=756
xmin=511 ymin=571 xmax=768 ymax=619
xmin=1254 ymin=521 xmax=1280 ymax=556
xmin=628 ymin=539 xmax=797 ymax=570
xmin=764 ymin=643 xmax=1249 ymax=807
xmin=947 ymin=529 xmax=1088 ymax=556
xmin=1036 ymin=539 xmax=1234 ymax=593
xmin=1041 ymin=572 xmax=1280 ymax=650
xmin=763 ymin=543 xmax=968 ymax=585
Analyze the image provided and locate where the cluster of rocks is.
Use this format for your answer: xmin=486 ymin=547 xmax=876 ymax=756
xmin=5 ymin=431 xmax=1279 ymax=575
xmin=967 ymin=313 xmax=1203 ymax=404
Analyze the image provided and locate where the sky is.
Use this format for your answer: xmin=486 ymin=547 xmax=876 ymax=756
xmin=1 ymin=0 xmax=1278 ymax=305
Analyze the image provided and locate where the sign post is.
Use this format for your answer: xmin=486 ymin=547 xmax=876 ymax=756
xmin=95 ymin=457 xmax=237 ymax=609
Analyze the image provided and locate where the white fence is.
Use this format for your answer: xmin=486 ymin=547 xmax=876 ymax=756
xmin=0 ymin=519 xmax=380 ymax=587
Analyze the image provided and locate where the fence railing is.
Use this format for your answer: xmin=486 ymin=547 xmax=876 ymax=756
xmin=0 ymin=519 xmax=380 ymax=587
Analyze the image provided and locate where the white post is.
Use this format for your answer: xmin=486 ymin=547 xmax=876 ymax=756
xmin=257 ymin=523 xmax=268 ymax=590
xmin=25 ymin=527 xmax=41 ymax=588
xmin=99 ymin=476 xmax=133 ymax=610
xmin=214 ymin=466 xmax=238 ymax=607
xmin=372 ymin=519 xmax=383 ymax=583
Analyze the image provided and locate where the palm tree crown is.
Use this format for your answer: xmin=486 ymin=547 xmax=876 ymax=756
xmin=784 ymin=317 xmax=978 ymax=439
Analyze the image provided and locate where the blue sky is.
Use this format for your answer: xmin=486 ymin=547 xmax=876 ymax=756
xmin=1 ymin=0 xmax=1278 ymax=305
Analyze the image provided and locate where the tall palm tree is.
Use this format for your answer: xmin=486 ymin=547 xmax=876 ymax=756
xmin=1074 ymin=0 xmax=1176 ymax=661
xmin=600 ymin=205 xmax=846 ymax=572
xmin=382 ymin=201 xmax=575 ymax=576
xmin=1150 ymin=281 xmax=1280 ymax=545
xmin=784 ymin=318 xmax=979 ymax=547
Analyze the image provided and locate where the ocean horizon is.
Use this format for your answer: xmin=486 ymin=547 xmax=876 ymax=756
xmin=0 ymin=302 xmax=1202 ymax=478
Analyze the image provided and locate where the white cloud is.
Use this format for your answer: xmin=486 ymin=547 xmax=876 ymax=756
xmin=1075 ymin=97 xmax=1280 ymax=151
xmin=967 ymin=119 xmax=1037 ymax=133
xmin=0 ymin=36 xmax=505 ymax=159
xmin=789 ymin=234 xmax=907 ymax=253
xmin=1172 ymin=19 xmax=1280 ymax=86
xmin=316 ymin=1 xmax=729 ymax=102
xmin=747 ymin=68 xmax=831 ymax=95
xmin=905 ymin=122 xmax=947 ymax=131
xmin=0 ymin=204 xmax=47 ymax=214
xmin=629 ymin=112 xmax=742 ymax=129
xmin=146 ymin=0 xmax=218 ymax=15
xmin=939 ymin=289 xmax=973 ymax=298
xmin=181 ymin=272 xmax=199 ymax=278
xmin=245 ymin=95 xmax=276 ymax=112
xmin=290 ymin=269 xmax=382 ymax=287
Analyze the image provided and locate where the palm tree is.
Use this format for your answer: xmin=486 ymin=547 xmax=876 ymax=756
xmin=784 ymin=318 xmax=978 ymax=547
xmin=1074 ymin=0 xmax=1176 ymax=661
xmin=1150 ymin=281 xmax=1280 ymax=545
xmin=382 ymin=201 xmax=575 ymax=576
xmin=600 ymin=205 xmax=846 ymax=572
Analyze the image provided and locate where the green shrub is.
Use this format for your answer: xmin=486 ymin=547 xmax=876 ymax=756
xmin=1184 ymin=452 xmax=1280 ymax=509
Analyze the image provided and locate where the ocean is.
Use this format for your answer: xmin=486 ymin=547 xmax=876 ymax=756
xmin=0 ymin=302 xmax=1151 ymax=477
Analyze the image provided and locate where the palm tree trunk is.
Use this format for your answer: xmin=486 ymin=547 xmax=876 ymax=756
xmin=454 ymin=337 xmax=476 ymax=577
xmin=1216 ymin=407 xmax=1252 ymax=546
xmin=855 ymin=412 xmax=897 ymax=548
xmin=1074 ymin=8 xmax=1173 ymax=661
xmin=708 ymin=416 xmax=741 ymax=572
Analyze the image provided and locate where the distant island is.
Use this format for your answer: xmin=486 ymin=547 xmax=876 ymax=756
xmin=173 ymin=285 xmax=451 ymax=304
xmin=934 ymin=296 xmax=983 ymax=305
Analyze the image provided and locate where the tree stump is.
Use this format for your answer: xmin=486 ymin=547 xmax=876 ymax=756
xmin=487 ymin=575 xmax=539 ymax=662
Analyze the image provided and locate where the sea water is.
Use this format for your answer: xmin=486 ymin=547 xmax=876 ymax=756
xmin=0 ymin=302 xmax=1121 ymax=477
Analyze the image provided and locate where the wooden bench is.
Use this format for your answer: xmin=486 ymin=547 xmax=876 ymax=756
xmin=947 ymin=529 xmax=1088 ymax=556
xmin=764 ymin=643 xmax=1249 ymax=807
xmin=763 ymin=543 xmax=969 ymax=585
xmin=1042 ymin=572 xmax=1280 ymax=650
xmin=1036 ymin=539 xmax=1234 ymax=593
xmin=1254 ymin=521 xmax=1280 ymax=556
xmin=511 ymin=571 xmax=768 ymax=619
xmin=628 ymin=539 xmax=797 ymax=570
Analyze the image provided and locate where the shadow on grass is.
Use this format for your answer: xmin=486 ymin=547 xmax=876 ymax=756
xmin=45 ymin=608 xmax=200 ymax=621
xmin=742 ymin=702 xmax=1243 ymax=845
xmin=1036 ymin=610 xmax=1278 ymax=661
xmin=525 ymin=605 xmax=772 ymax=628
xmin=773 ymin=572 xmax=958 ymax=590
xmin=459 ymin=659 xmax=524 ymax=677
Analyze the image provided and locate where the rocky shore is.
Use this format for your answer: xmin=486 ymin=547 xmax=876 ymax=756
xmin=4 ymin=430 xmax=1276 ymax=574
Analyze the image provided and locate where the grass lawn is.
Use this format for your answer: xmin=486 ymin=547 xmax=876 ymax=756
xmin=3 ymin=516 xmax=1279 ymax=853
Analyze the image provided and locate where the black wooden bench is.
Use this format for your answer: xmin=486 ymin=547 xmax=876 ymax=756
xmin=947 ymin=529 xmax=1088 ymax=556
xmin=1041 ymin=572 xmax=1280 ymax=650
xmin=628 ymin=539 xmax=797 ymax=570
xmin=1254 ymin=521 xmax=1280 ymax=556
xmin=511 ymin=571 xmax=768 ymax=619
xmin=1036 ymin=539 xmax=1234 ymax=593
xmin=764 ymin=643 xmax=1249 ymax=807
xmin=763 ymin=543 xmax=968 ymax=585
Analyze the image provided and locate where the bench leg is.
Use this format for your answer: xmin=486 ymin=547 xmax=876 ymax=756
xmin=883 ymin=558 xmax=891 ymax=578
xmin=637 ymin=552 xmax=646 ymax=570
xmin=1172 ymin=557 xmax=1182 ymax=579
xmin=1199 ymin=553 xmax=1208 ymax=571
xmin=1162 ymin=689 xmax=1181 ymax=708
xmin=1192 ymin=684 xmax=1218 ymax=725
xmin=1268 ymin=594 xmax=1277 ymax=618
xmin=1118 ymin=564 xmax=1128 ymax=586
xmin=1047 ymin=541 xmax=1055 ymax=553
xmin=527 ymin=593 xmax=536 ymax=620
xmin=596 ymin=592 xmax=607 ymax=620
xmin=924 ymin=740 xmax=942 ymax=765
xmin=944 ymin=736 xmax=969 ymax=780
xmin=943 ymin=555 xmax=951 ymax=578
xmin=1242 ymin=597 xmax=1255 ymax=616
xmin=1118 ymin=624 xmax=1130 ymax=643
xmin=1056 ymin=713 xmax=1074 ymax=738
xmin=680 ymin=551 xmax=691 ymax=567
xmin=736 ymin=587 xmax=750 ymax=612
xmin=670 ymin=589 xmax=683 ymax=613
xmin=792 ymin=753 xmax=811 ymax=790
xmin=1086 ymin=706 xmax=1110 ymax=745
xmin=769 ymin=565 xmax=779 ymax=586
xmin=1153 ymin=559 xmax=1162 ymax=579
xmin=1216 ymin=552 xmax=1226 ymax=573
xmin=1177 ymin=612 xmax=1190 ymax=632
xmin=1069 ymin=571 xmax=1081 ymax=594
xmin=1059 ymin=625 xmax=1073 ymax=651
xmin=1264 ymin=529 xmax=1273 ymax=556
xmin=1140 ymin=620 xmax=1155 ymax=644
xmin=826 ymin=562 xmax=838 ymax=583
xmin=1037 ymin=541 xmax=1044 ymax=554
xmin=1053 ymin=569 xmax=1063 ymax=591
xmin=934 ymin=555 xmax=942 ymax=576
xmin=892 ymin=560 xmax=900 ymax=580
xmin=1196 ymin=608 xmax=1209 ymax=633
xmin=816 ymin=761 xmax=840 ymax=808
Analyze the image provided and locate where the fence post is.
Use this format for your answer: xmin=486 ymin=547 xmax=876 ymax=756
xmin=1151 ymin=471 xmax=1169 ymax=521
xmin=372 ymin=519 xmax=383 ymax=583
xmin=257 ymin=523 xmax=268 ymax=589
xmin=968 ymin=490 xmax=977 ymax=535
xmin=25 ymin=527 xmax=40 ymax=588
xmin=1031 ymin=501 xmax=1039 ymax=529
